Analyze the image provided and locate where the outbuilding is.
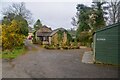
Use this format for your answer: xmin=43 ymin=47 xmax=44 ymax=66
xmin=93 ymin=23 xmax=120 ymax=65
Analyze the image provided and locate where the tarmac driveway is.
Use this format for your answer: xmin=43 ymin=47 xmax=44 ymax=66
xmin=2 ymin=40 xmax=119 ymax=78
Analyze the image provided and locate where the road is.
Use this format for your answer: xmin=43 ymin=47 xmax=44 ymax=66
xmin=2 ymin=40 xmax=119 ymax=78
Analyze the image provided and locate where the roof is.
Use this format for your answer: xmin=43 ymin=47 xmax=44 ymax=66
xmin=37 ymin=25 xmax=52 ymax=33
xmin=37 ymin=27 xmax=67 ymax=37
xmin=37 ymin=32 xmax=51 ymax=37
xmin=43 ymin=25 xmax=52 ymax=31
xmin=50 ymin=28 xmax=66 ymax=36
xmin=93 ymin=22 xmax=120 ymax=35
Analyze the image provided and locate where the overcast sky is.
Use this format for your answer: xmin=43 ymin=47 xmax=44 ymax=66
xmin=0 ymin=0 xmax=93 ymax=30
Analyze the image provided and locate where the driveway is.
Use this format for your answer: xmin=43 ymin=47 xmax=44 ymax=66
xmin=2 ymin=40 xmax=119 ymax=78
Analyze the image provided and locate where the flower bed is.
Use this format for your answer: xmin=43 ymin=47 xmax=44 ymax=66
xmin=44 ymin=45 xmax=80 ymax=50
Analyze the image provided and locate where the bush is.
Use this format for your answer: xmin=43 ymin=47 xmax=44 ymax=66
xmin=44 ymin=45 xmax=55 ymax=49
xmin=56 ymin=44 xmax=61 ymax=49
xmin=69 ymin=46 xmax=80 ymax=49
xmin=0 ymin=25 xmax=1 ymax=47
xmin=77 ymin=31 xmax=92 ymax=47
xmin=2 ymin=20 xmax=26 ymax=51
xmin=44 ymin=44 xmax=80 ymax=50
xmin=62 ymin=46 xmax=69 ymax=49
xmin=32 ymin=38 xmax=38 ymax=44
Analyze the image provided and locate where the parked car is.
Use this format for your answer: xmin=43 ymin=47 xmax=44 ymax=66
xmin=27 ymin=36 xmax=32 ymax=40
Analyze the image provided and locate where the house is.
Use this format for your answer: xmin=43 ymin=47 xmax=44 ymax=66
xmin=93 ymin=22 xmax=120 ymax=65
xmin=36 ymin=25 xmax=72 ymax=45
xmin=50 ymin=28 xmax=68 ymax=46
xmin=36 ymin=25 xmax=52 ymax=44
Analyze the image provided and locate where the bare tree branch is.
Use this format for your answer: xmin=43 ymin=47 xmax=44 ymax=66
xmin=2 ymin=2 xmax=33 ymax=24
xmin=108 ymin=0 xmax=120 ymax=24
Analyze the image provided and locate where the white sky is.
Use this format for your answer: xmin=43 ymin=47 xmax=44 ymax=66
xmin=0 ymin=0 xmax=93 ymax=30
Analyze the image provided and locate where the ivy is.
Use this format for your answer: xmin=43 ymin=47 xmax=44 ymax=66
xmin=57 ymin=30 xmax=63 ymax=45
xmin=57 ymin=30 xmax=72 ymax=46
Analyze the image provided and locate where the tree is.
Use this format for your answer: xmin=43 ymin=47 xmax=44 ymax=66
xmin=107 ymin=0 xmax=120 ymax=24
xmin=73 ymin=1 xmax=108 ymax=31
xmin=2 ymin=13 xmax=15 ymax=25
xmin=71 ymin=2 xmax=107 ymax=46
xmin=2 ymin=3 xmax=30 ymax=36
xmin=92 ymin=0 xmax=107 ymax=29
xmin=71 ymin=11 xmax=80 ymax=27
xmin=118 ymin=2 xmax=120 ymax=22
xmin=2 ymin=2 xmax=33 ymax=24
xmin=71 ymin=17 xmax=77 ymax=26
xmin=74 ymin=4 xmax=91 ymax=40
xmin=14 ymin=15 xmax=29 ymax=36
xmin=34 ymin=19 xmax=42 ymax=31
xmin=2 ymin=14 xmax=29 ymax=36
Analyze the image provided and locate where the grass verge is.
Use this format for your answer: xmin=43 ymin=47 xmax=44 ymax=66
xmin=2 ymin=47 xmax=26 ymax=59
xmin=0 ymin=53 xmax=1 ymax=59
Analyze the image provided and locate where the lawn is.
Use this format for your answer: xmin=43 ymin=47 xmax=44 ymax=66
xmin=2 ymin=47 xmax=26 ymax=59
xmin=0 ymin=53 xmax=1 ymax=59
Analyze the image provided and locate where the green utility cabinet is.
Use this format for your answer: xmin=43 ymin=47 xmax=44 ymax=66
xmin=93 ymin=23 xmax=120 ymax=65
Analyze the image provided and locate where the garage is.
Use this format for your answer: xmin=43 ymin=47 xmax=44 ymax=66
xmin=93 ymin=23 xmax=120 ymax=65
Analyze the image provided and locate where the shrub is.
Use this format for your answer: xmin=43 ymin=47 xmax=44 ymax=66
xmin=77 ymin=31 xmax=92 ymax=47
xmin=44 ymin=45 xmax=55 ymax=49
xmin=62 ymin=46 xmax=69 ymax=49
xmin=2 ymin=20 xmax=25 ymax=50
xmin=32 ymin=38 xmax=38 ymax=44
